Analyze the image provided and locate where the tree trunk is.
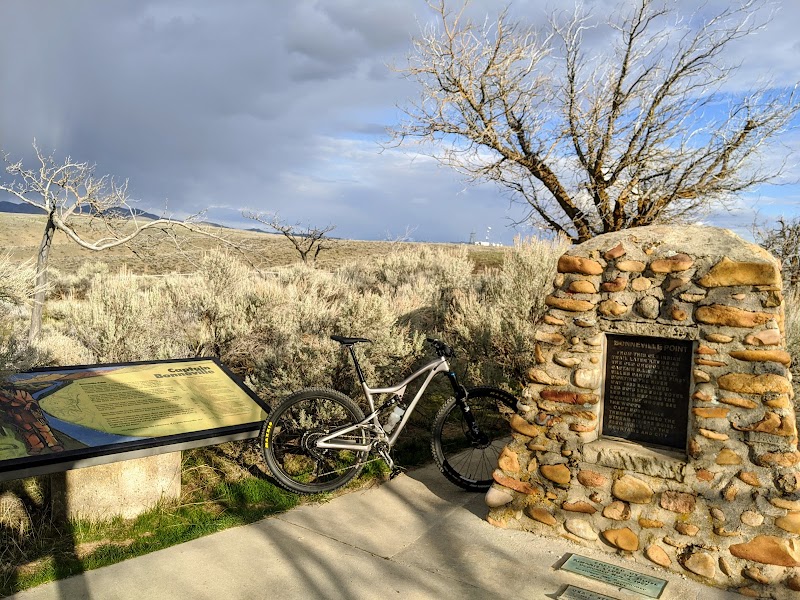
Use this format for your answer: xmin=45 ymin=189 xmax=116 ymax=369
xmin=28 ymin=214 xmax=56 ymax=343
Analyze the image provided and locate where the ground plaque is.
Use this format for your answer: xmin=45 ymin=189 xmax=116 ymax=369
xmin=557 ymin=585 xmax=619 ymax=600
xmin=560 ymin=554 xmax=667 ymax=598
xmin=602 ymin=334 xmax=692 ymax=450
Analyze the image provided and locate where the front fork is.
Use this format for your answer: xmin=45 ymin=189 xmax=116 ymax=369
xmin=445 ymin=372 xmax=487 ymax=445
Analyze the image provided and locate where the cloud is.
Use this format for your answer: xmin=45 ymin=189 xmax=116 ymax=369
xmin=0 ymin=0 xmax=797 ymax=246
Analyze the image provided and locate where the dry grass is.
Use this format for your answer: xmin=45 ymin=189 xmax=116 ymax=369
xmin=0 ymin=213 xmax=506 ymax=275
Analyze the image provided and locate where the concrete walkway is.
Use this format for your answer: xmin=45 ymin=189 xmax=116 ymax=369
xmin=8 ymin=464 xmax=738 ymax=600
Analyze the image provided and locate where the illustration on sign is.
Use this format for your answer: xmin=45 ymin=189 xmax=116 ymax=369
xmin=0 ymin=359 xmax=266 ymax=465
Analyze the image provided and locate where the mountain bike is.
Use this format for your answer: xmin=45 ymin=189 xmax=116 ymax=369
xmin=259 ymin=335 xmax=517 ymax=494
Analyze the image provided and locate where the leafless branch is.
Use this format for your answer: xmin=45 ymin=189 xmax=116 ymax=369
xmin=243 ymin=211 xmax=336 ymax=265
xmin=391 ymin=0 xmax=799 ymax=242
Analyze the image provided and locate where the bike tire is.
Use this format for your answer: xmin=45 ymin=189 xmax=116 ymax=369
xmin=260 ymin=388 xmax=367 ymax=495
xmin=430 ymin=386 xmax=516 ymax=492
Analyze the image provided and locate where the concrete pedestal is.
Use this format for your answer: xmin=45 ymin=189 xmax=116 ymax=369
xmin=50 ymin=451 xmax=182 ymax=522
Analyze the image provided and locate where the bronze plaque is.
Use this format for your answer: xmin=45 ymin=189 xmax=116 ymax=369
xmin=602 ymin=334 xmax=692 ymax=450
xmin=560 ymin=554 xmax=667 ymax=598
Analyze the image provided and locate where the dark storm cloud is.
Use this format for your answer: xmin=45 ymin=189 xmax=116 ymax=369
xmin=0 ymin=1 xmax=797 ymax=243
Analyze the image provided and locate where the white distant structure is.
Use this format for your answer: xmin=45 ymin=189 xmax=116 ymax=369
xmin=472 ymin=225 xmax=503 ymax=246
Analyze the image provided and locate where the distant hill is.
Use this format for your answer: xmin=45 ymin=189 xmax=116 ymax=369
xmin=0 ymin=200 xmax=161 ymax=220
xmin=0 ymin=200 xmax=44 ymax=214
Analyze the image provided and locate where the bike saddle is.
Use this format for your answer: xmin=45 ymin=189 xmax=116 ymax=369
xmin=330 ymin=335 xmax=372 ymax=345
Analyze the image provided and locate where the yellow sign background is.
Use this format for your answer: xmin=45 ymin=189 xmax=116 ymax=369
xmin=39 ymin=361 xmax=264 ymax=438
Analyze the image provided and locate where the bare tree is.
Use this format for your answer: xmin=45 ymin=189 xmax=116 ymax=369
xmin=392 ymin=0 xmax=799 ymax=242
xmin=244 ymin=211 xmax=336 ymax=265
xmin=755 ymin=216 xmax=800 ymax=289
xmin=0 ymin=141 xmax=230 ymax=342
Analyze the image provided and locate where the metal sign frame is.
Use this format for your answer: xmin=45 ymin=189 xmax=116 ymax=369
xmin=0 ymin=357 xmax=269 ymax=481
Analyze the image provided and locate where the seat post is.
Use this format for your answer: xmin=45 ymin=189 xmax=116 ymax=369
xmin=346 ymin=344 xmax=367 ymax=385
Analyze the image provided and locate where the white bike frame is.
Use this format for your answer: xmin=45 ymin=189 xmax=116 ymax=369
xmin=315 ymin=356 xmax=451 ymax=453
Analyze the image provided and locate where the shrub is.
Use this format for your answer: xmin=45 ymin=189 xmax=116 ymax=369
xmin=445 ymin=236 xmax=569 ymax=386
xmin=61 ymin=267 xmax=188 ymax=363
xmin=0 ymin=256 xmax=36 ymax=378
xmin=784 ymin=288 xmax=800 ymax=387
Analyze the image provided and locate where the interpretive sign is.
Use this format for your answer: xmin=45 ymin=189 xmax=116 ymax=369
xmin=557 ymin=585 xmax=619 ymax=600
xmin=0 ymin=358 xmax=268 ymax=479
xmin=560 ymin=555 xmax=667 ymax=598
xmin=602 ymin=334 xmax=692 ymax=450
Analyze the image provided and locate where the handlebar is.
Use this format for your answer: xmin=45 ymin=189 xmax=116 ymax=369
xmin=426 ymin=337 xmax=454 ymax=358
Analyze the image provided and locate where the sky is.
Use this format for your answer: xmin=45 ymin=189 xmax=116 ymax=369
xmin=0 ymin=0 xmax=798 ymax=245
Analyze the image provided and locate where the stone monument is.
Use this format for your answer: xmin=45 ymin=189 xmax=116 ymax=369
xmin=485 ymin=225 xmax=799 ymax=597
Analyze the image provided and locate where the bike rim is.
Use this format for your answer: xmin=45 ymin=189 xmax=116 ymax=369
xmin=439 ymin=398 xmax=509 ymax=484
xmin=270 ymin=397 xmax=367 ymax=487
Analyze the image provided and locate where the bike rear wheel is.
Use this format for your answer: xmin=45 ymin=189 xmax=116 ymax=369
xmin=431 ymin=387 xmax=516 ymax=492
xmin=260 ymin=388 xmax=367 ymax=494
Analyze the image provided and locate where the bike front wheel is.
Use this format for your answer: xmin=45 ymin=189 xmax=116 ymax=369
xmin=260 ymin=388 xmax=368 ymax=494
xmin=431 ymin=387 xmax=516 ymax=492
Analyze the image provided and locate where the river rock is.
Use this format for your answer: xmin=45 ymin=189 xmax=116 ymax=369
xmin=603 ymin=501 xmax=631 ymax=521
xmin=719 ymin=396 xmax=758 ymax=409
xmin=558 ymin=256 xmax=604 ymax=275
xmin=604 ymin=242 xmax=626 ymax=259
xmin=706 ymin=333 xmax=734 ymax=343
xmin=574 ymin=368 xmax=601 ymax=389
xmin=776 ymin=513 xmax=800 ymax=534
xmin=525 ymin=506 xmax=557 ymax=526
xmin=660 ymin=491 xmax=696 ymax=514
xmin=601 ymin=277 xmax=627 ymax=292
xmin=729 ymin=536 xmax=800 ymax=567
xmin=492 ymin=470 xmax=540 ymax=495
xmin=535 ymin=331 xmax=566 ymax=345
xmin=741 ymin=511 xmax=764 ymax=527
xmin=745 ymin=329 xmax=782 ymax=346
xmin=568 ymin=280 xmax=597 ymax=294
xmin=509 ymin=414 xmax=540 ymax=437
xmin=743 ymin=566 xmax=770 ymax=584
xmin=526 ymin=368 xmax=568 ymax=386
xmin=698 ymin=257 xmax=780 ymax=287
xmin=562 ymin=501 xmax=597 ymax=514
xmin=693 ymin=407 xmax=729 ymax=419
xmin=683 ymin=551 xmax=716 ymax=579
xmin=718 ymin=373 xmax=792 ymax=395
xmin=577 ymin=470 xmax=607 ymax=488
xmin=715 ymin=448 xmax=742 ymax=465
xmin=771 ymin=498 xmax=800 ymax=511
xmin=631 ymin=277 xmax=651 ymax=291
xmin=638 ymin=517 xmax=664 ymax=528
xmin=758 ymin=452 xmax=800 ymax=468
xmin=645 ymin=544 xmax=672 ymax=567
xmin=612 ymin=475 xmax=654 ymax=504
xmin=545 ymin=295 xmax=596 ymax=312
xmin=617 ymin=260 xmax=646 ymax=272
xmin=598 ymin=300 xmax=628 ymax=316
xmin=601 ymin=527 xmax=638 ymax=551
xmin=729 ymin=350 xmax=792 ymax=365
xmin=565 ymin=518 xmax=598 ymax=540
xmin=497 ymin=448 xmax=520 ymax=473
xmin=695 ymin=305 xmax=774 ymax=328
xmin=636 ymin=296 xmax=660 ymax=319
xmin=540 ymin=464 xmax=571 ymax=486
xmin=675 ymin=522 xmax=699 ymax=536
xmin=554 ymin=355 xmax=581 ymax=368
xmin=651 ymin=253 xmax=694 ymax=273
xmin=786 ymin=574 xmax=800 ymax=591
xmin=737 ymin=472 xmax=761 ymax=487
xmin=485 ymin=486 xmax=514 ymax=507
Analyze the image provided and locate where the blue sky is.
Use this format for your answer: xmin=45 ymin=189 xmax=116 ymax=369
xmin=0 ymin=0 xmax=798 ymax=245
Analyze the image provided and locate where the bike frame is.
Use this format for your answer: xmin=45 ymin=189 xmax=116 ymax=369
xmin=316 ymin=354 xmax=465 ymax=453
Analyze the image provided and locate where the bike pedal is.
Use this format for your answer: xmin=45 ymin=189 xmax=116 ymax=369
xmin=389 ymin=467 xmax=406 ymax=480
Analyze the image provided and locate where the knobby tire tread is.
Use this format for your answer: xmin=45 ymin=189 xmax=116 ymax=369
xmin=430 ymin=386 xmax=516 ymax=492
xmin=260 ymin=387 xmax=366 ymax=495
